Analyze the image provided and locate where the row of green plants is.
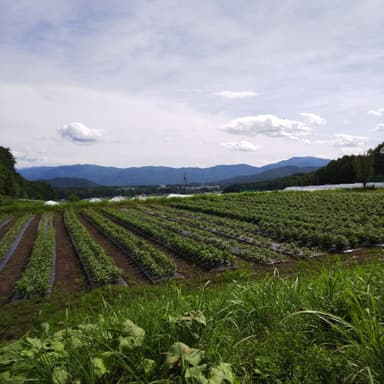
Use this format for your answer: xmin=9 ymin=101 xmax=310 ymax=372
xmin=14 ymin=213 xmax=56 ymax=298
xmin=171 ymin=191 xmax=384 ymax=250
xmin=145 ymin=205 xmax=273 ymax=248
xmin=147 ymin=205 xmax=322 ymax=259
xmin=0 ymin=214 xmax=31 ymax=264
xmin=135 ymin=207 xmax=286 ymax=264
xmin=103 ymin=208 xmax=235 ymax=269
xmin=83 ymin=209 xmax=176 ymax=280
xmin=0 ymin=214 xmax=11 ymax=228
xmin=64 ymin=210 xmax=121 ymax=286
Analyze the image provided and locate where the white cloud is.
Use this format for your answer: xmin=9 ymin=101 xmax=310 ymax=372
xmin=213 ymin=90 xmax=258 ymax=99
xmin=58 ymin=122 xmax=102 ymax=143
xmin=221 ymin=141 xmax=260 ymax=152
xmin=368 ymin=108 xmax=384 ymax=117
xmin=374 ymin=123 xmax=384 ymax=132
xmin=299 ymin=112 xmax=327 ymax=126
xmin=223 ymin=114 xmax=312 ymax=140
xmin=2 ymin=2 xmax=384 ymax=167
xmin=332 ymin=134 xmax=367 ymax=148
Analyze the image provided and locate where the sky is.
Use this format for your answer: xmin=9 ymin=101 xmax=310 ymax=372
xmin=1 ymin=0 xmax=384 ymax=168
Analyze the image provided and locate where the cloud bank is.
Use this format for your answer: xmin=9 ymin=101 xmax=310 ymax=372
xmin=221 ymin=141 xmax=260 ymax=152
xmin=58 ymin=122 xmax=102 ymax=143
xmin=223 ymin=114 xmax=312 ymax=141
xmin=299 ymin=112 xmax=327 ymax=126
xmin=213 ymin=90 xmax=258 ymax=99
xmin=368 ymin=108 xmax=384 ymax=117
xmin=332 ymin=134 xmax=367 ymax=148
xmin=325 ymin=134 xmax=368 ymax=154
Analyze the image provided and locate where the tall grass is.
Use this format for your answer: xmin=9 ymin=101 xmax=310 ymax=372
xmin=1 ymin=260 xmax=384 ymax=382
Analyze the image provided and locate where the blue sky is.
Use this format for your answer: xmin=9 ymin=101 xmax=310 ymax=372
xmin=1 ymin=0 xmax=384 ymax=167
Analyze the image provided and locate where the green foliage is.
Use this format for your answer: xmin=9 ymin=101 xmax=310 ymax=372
xmin=0 ymin=214 xmax=31 ymax=263
xmin=14 ymin=213 xmax=55 ymax=298
xmin=2 ymin=262 xmax=384 ymax=382
xmin=83 ymin=209 xmax=176 ymax=279
xmin=171 ymin=190 xmax=384 ymax=250
xmin=68 ymin=193 xmax=80 ymax=202
xmin=104 ymin=208 xmax=235 ymax=268
xmin=0 ymin=146 xmax=55 ymax=200
xmin=64 ymin=210 xmax=121 ymax=285
xmin=353 ymin=152 xmax=374 ymax=188
xmin=0 ymin=311 xmax=234 ymax=383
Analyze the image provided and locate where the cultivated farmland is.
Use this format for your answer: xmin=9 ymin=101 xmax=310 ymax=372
xmin=1 ymin=190 xmax=384 ymax=383
xmin=0 ymin=190 xmax=383 ymax=305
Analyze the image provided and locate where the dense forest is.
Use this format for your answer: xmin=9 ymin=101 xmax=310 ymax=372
xmin=224 ymin=142 xmax=384 ymax=192
xmin=0 ymin=146 xmax=55 ymax=200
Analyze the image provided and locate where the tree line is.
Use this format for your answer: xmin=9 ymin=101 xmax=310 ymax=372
xmin=224 ymin=142 xmax=384 ymax=192
xmin=0 ymin=147 xmax=55 ymax=200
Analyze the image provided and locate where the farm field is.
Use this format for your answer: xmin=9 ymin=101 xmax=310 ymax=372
xmin=0 ymin=190 xmax=383 ymax=383
xmin=0 ymin=191 xmax=382 ymax=305
xmin=0 ymin=190 xmax=383 ymax=304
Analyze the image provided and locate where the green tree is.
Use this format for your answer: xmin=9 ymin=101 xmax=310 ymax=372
xmin=0 ymin=146 xmax=55 ymax=199
xmin=353 ymin=152 xmax=374 ymax=189
xmin=68 ymin=193 xmax=80 ymax=202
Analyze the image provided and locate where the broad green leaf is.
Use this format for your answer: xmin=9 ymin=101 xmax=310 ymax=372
xmin=185 ymin=364 xmax=209 ymax=383
xmin=25 ymin=337 xmax=43 ymax=349
xmin=121 ymin=319 xmax=145 ymax=341
xmin=142 ymin=358 xmax=156 ymax=375
xmin=208 ymin=363 xmax=235 ymax=384
xmin=118 ymin=336 xmax=140 ymax=353
xmin=92 ymin=357 xmax=109 ymax=378
xmin=118 ymin=319 xmax=145 ymax=352
xmin=163 ymin=342 xmax=204 ymax=371
xmin=52 ymin=366 xmax=69 ymax=384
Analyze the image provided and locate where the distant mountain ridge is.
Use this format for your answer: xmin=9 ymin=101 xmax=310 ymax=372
xmin=217 ymin=165 xmax=320 ymax=185
xmin=18 ymin=157 xmax=330 ymax=186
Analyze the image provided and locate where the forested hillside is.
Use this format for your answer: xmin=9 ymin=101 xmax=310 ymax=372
xmin=0 ymin=147 xmax=55 ymax=199
xmin=224 ymin=142 xmax=384 ymax=192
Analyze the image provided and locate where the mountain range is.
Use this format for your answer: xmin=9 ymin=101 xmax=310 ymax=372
xmin=18 ymin=157 xmax=330 ymax=187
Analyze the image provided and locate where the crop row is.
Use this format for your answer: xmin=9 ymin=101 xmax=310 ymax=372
xmin=0 ymin=214 xmax=31 ymax=264
xmin=14 ymin=213 xmax=56 ymax=298
xmin=133 ymin=207 xmax=286 ymax=263
xmin=171 ymin=192 xmax=384 ymax=250
xmin=145 ymin=205 xmax=322 ymax=258
xmin=64 ymin=210 xmax=121 ymax=285
xmin=143 ymin=205 xmax=272 ymax=247
xmin=103 ymin=208 xmax=235 ymax=269
xmin=0 ymin=215 xmax=12 ymax=230
xmin=82 ymin=209 xmax=176 ymax=280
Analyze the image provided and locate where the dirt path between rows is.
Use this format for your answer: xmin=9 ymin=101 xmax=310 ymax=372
xmin=79 ymin=214 xmax=147 ymax=285
xmin=53 ymin=214 xmax=87 ymax=292
xmin=0 ymin=216 xmax=39 ymax=305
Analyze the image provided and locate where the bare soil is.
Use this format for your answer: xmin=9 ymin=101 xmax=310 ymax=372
xmin=0 ymin=216 xmax=39 ymax=305
xmin=53 ymin=214 xmax=87 ymax=292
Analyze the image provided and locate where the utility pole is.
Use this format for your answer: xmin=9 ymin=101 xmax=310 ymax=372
xmin=183 ymin=172 xmax=188 ymax=194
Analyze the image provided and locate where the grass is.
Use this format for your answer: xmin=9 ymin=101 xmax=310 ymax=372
xmin=1 ymin=257 xmax=384 ymax=383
